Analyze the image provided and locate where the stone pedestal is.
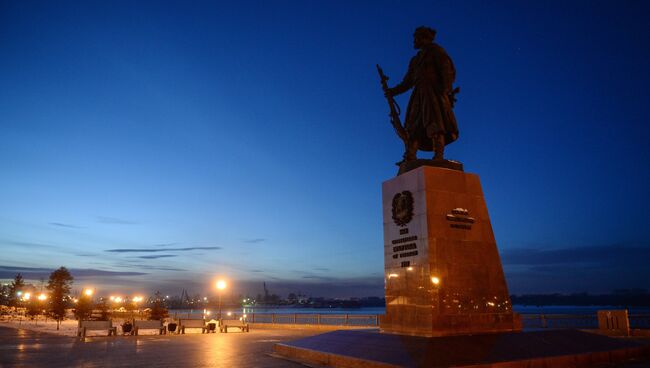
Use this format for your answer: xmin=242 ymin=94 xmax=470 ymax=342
xmin=381 ymin=166 xmax=520 ymax=337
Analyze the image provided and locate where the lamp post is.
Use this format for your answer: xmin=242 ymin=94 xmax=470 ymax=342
xmin=216 ymin=280 xmax=226 ymax=321
xmin=133 ymin=296 xmax=143 ymax=317
xmin=37 ymin=293 xmax=47 ymax=325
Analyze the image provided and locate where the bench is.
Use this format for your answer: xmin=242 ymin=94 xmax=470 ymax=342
xmin=178 ymin=318 xmax=207 ymax=334
xmin=132 ymin=319 xmax=166 ymax=335
xmin=77 ymin=320 xmax=117 ymax=337
xmin=219 ymin=319 xmax=250 ymax=333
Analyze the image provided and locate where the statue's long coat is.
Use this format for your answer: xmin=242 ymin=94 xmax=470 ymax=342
xmin=393 ymin=43 xmax=459 ymax=151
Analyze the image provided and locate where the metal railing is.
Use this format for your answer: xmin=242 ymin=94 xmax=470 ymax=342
xmin=166 ymin=312 xmax=381 ymax=327
xmin=520 ymin=314 xmax=598 ymax=329
xmin=173 ymin=312 xmax=650 ymax=330
xmin=246 ymin=313 xmax=380 ymax=327
xmin=510 ymin=313 xmax=650 ymax=330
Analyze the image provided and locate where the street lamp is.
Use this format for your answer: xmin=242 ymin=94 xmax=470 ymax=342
xmin=84 ymin=289 xmax=94 ymax=297
xmin=133 ymin=296 xmax=143 ymax=309
xmin=216 ymin=280 xmax=227 ymax=321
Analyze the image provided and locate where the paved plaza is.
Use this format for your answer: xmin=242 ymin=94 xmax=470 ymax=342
xmin=0 ymin=326 xmax=319 ymax=368
xmin=3 ymin=325 xmax=650 ymax=367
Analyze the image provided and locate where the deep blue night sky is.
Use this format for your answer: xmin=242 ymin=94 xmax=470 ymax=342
xmin=1 ymin=1 xmax=649 ymax=298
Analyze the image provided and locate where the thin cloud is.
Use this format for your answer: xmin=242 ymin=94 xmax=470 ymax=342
xmin=243 ymin=238 xmax=266 ymax=244
xmin=112 ymin=263 xmax=187 ymax=272
xmin=501 ymin=243 xmax=650 ymax=267
xmin=105 ymin=246 xmax=221 ymax=253
xmin=96 ymin=216 xmax=138 ymax=225
xmin=502 ymin=243 xmax=650 ymax=294
xmin=313 ymin=267 xmax=330 ymax=272
xmin=302 ymin=275 xmax=333 ymax=280
xmin=135 ymin=255 xmax=178 ymax=259
xmin=0 ymin=265 xmax=146 ymax=279
xmin=71 ymin=269 xmax=147 ymax=277
xmin=5 ymin=240 xmax=60 ymax=249
xmin=49 ymin=222 xmax=84 ymax=229
xmin=134 ymin=265 xmax=187 ymax=272
xmin=0 ymin=265 xmax=53 ymax=273
xmin=152 ymin=243 xmax=177 ymax=247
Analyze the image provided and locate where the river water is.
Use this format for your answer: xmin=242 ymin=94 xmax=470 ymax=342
xmin=170 ymin=305 xmax=650 ymax=316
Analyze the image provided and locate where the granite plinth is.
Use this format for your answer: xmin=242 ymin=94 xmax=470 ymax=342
xmin=382 ymin=166 xmax=519 ymax=337
xmin=273 ymin=329 xmax=650 ymax=368
xmin=397 ymin=159 xmax=463 ymax=175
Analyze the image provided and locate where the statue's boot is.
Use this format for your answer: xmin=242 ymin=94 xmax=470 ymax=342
xmin=404 ymin=140 xmax=419 ymax=161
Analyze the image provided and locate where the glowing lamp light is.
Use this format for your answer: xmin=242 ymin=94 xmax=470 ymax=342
xmin=23 ymin=292 xmax=31 ymax=301
xmin=109 ymin=296 xmax=115 ymax=301
xmin=84 ymin=289 xmax=94 ymax=297
xmin=388 ymin=273 xmax=399 ymax=279
xmin=133 ymin=296 xmax=143 ymax=303
xmin=38 ymin=293 xmax=47 ymax=301
xmin=115 ymin=297 xmax=123 ymax=303
xmin=227 ymin=312 xmax=232 ymax=316
xmin=16 ymin=291 xmax=23 ymax=296
xmin=216 ymin=280 xmax=227 ymax=290
xmin=431 ymin=276 xmax=440 ymax=285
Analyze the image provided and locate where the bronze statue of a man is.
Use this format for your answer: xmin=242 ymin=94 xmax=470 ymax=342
xmin=385 ymin=26 xmax=459 ymax=162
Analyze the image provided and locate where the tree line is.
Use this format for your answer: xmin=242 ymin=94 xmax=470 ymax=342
xmin=1 ymin=267 xmax=169 ymax=330
xmin=1 ymin=267 xmax=73 ymax=330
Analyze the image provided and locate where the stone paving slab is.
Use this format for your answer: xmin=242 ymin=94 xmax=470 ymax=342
xmin=0 ymin=326 xmax=319 ymax=367
xmin=274 ymin=329 xmax=650 ymax=367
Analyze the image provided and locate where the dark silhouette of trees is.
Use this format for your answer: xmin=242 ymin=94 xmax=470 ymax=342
xmin=0 ymin=284 xmax=10 ymax=306
xmin=74 ymin=294 xmax=93 ymax=321
xmin=149 ymin=291 xmax=169 ymax=320
xmin=25 ymin=298 xmax=42 ymax=319
xmin=96 ymin=299 xmax=109 ymax=320
xmin=8 ymin=273 xmax=25 ymax=307
xmin=46 ymin=267 xmax=74 ymax=330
